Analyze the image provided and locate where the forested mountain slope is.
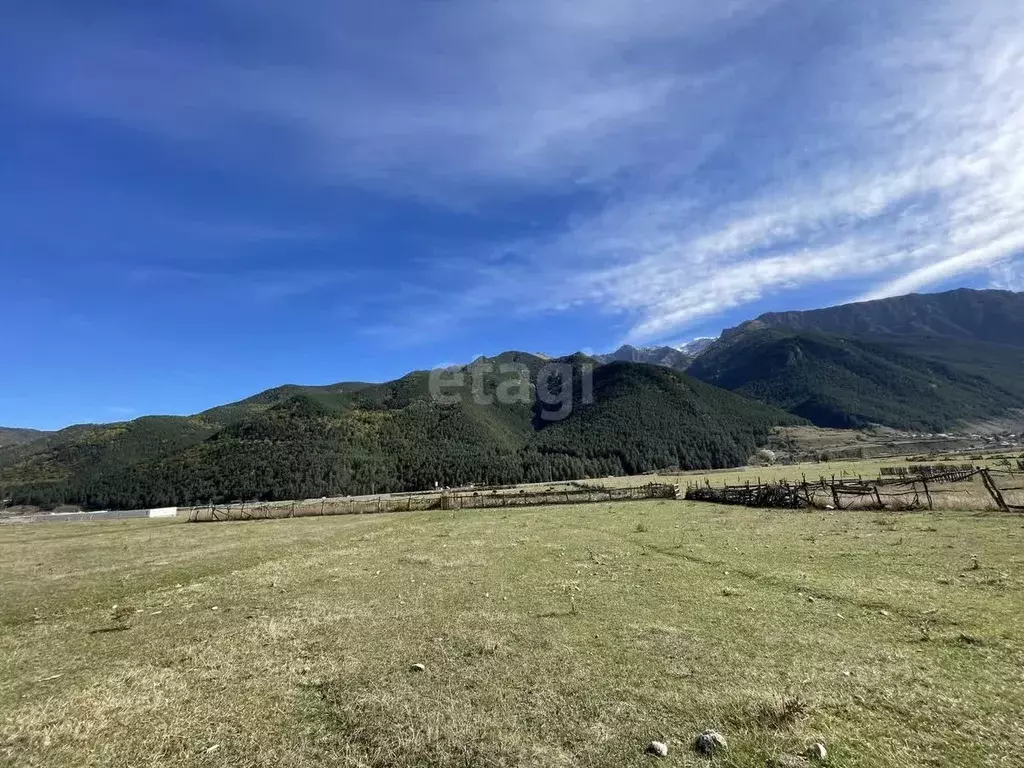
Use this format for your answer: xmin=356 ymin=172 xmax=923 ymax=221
xmin=532 ymin=363 xmax=801 ymax=474
xmin=0 ymin=357 xmax=798 ymax=509
xmin=0 ymin=427 xmax=49 ymax=450
xmin=6 ymin=289 xmax=1023 ymax=510
xmin=688 ymin=329 xmax=1022 ymax=431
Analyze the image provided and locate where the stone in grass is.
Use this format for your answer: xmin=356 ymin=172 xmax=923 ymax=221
xmin=409 ymin=663 xmax=426 ymax=672
xmin=806 ymin=742 xmax=828 ymax=761
xmin=693 ymin=729 xmax=727 ymax=756
xmin=645 ymin=741 xmax=669 ymax=758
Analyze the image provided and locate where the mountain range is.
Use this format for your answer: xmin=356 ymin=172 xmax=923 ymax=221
xmin=594 ymin=338 xmax=716 ymax=371
xmin=692 ymin=288 xmax=1024 ymax=431
xmin=595 ymin=344 xmax=693 ymax=371
xmin=2 ymin=288 xmax=1022 ymax=510
xmin=0 ymin=354 xmax=799 ymax=509
xmin=722 ymin=288 xmax=1024 ymax=346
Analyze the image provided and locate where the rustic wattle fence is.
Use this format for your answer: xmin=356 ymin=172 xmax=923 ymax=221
xmin=880 ymin=463 xmax=973 ymax=478
xmin=438 ymin=482 xmax=676 ymax=510
xmin=685 ymin=468 xmax=1023 ymax=512
xmin=187 ymin=482 xmax=678 ymax=523
xmin=685 ymin=479 xmax=807 ymax=508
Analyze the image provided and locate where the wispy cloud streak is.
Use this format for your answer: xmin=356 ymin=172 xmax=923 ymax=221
xmin=3 ymin=0 xmax=1022 ymax=343
xmin=467 ymin=0 xmax=1024 ymax=341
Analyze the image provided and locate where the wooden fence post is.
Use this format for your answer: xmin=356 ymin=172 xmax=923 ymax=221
xmin=980 ymin=469 xmax=1010 ymax=512
xmin=920 ymin=478 xmax=933 ymax=510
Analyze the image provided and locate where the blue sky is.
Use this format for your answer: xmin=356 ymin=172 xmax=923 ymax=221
xmin=2 ymin=0 xmax=1023 ymax=430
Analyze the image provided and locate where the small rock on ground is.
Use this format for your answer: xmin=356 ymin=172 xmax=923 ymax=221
xmin=806 ymin=742 xmax=828 ymax=761
xmin=694 ymin=730 xmax=727 ymax=756
xmin=410 ymin=663 xmax=426 ymax=672
xmin=645 ymin=741 xmax=669 ymax=758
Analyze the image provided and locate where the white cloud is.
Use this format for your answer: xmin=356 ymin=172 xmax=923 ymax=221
xmin=989 ymin=259 xmax=1024 ymax=292
xmin=461 ymin=0 xmax=1024 ymax=342
xmin=860 ymin=235 xmax=1024 ymax=302
xmin=4 ymin=0 xmax=1023 ymax=342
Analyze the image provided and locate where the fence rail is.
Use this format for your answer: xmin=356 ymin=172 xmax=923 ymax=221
xmin=880 ymin=463 xmax=973 ymax=477
xmin=187 ymin=482 xmax=678 ymax=523
xmin=685 ymin=468 xmax=1022 ymax=512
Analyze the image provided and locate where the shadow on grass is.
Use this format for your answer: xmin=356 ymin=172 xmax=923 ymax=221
xmin=88 ymin=625 xmax=132 ymax=635
xmin=535 ymin=610 xmax=580 ymax=619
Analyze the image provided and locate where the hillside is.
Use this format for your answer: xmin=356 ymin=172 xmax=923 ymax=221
xmin=871 ymin=335 xmax=1024 ymax=399
xmin=0 ymin=356 xmax=799 ymax=509
xmin=531 ymin=362 xmax=800 ymax=474
xmin=0 ymin=427 xmax=49 ymax=449
xmin=688 ymin=329 xmax=1023 ymax=431
xmin=0 ymin=373 xmax=412 ymax=496
xmin=0 ymin=418 xmax=223 ymax=491
xmin=725 ymin=288 xmax=1024 ymax=347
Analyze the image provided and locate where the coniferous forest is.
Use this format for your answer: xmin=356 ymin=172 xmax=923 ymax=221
xmin=0 ymin=357 xmax=800 ymax=510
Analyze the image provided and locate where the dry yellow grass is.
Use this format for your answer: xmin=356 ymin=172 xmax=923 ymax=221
xmin=2 ymin=501 xmax=1023 ymax=767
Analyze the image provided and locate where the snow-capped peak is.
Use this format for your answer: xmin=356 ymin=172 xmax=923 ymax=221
xmin=675 ymin=337 xmax=717 ymax=357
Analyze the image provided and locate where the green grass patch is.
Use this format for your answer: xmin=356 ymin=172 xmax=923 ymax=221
xmin=2 ymin=502 xmax=1023 ymax=766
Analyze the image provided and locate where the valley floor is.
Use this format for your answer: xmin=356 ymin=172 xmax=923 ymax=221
xmin=2 ymin=502 xmax=1023 ymax=767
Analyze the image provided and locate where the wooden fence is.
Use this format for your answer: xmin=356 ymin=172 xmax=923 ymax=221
xmin=880 ymin=463 xmax=973 ymax=477
xmin=685 ymin=480 xmax=807 ymax=508
xmin=685 ymin=468 xmax=1023 ymax=512
xmin=187 ymin=482 xmax=678 ymax=523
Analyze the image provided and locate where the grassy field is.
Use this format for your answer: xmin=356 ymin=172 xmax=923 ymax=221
xmin=2 ymin=502 xmax=1023 ymax=767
